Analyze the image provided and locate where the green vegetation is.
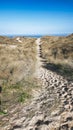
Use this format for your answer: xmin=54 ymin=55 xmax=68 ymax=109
xmin=0 ymin=77 xmax=40 ymax=114
xmin=18 ymin=92 xmax=31 ymax=103
xmin=0 ymin=110 xmax=7 ymax=115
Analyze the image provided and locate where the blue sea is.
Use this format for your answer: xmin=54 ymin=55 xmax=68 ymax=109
xmin=8 ymin=35 xmax=43 ymax=38
xmin=2 ymin=33 xmax=71 ymax=38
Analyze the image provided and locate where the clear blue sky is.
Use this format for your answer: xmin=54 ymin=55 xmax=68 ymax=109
xmin=0 ymin=0 xmax=73 ymax=35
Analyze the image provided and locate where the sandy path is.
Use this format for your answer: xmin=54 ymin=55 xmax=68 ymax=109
xmin=16 ymin=37 xmax=22 ymax=43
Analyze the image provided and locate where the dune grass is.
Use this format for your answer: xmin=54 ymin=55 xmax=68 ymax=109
xmin=0 ymin=36 xmax=38 ymax=114
xmin=41 ymin=34 xmax=73 ymax=80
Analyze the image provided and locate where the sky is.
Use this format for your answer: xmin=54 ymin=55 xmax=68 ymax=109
xmin=0 ymin=0 xmax=73 ymax=35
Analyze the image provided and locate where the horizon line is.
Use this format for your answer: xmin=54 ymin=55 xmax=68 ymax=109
xmin=0 ymin=32 xmax=72 ymax=36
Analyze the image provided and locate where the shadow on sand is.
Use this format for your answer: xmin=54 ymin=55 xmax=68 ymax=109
xmin=43 ymin=62 xmax=73 ymax=82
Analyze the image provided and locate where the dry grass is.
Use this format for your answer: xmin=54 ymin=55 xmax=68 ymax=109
xmin=0 ymin=37 xmax=36 ymax=84
xmin=41 ymin=34 xmax=73 ymax=62
xmin=0 ymin=36 xmax=40 ymax=113
xmin=41 ymin=34 xmax=73 ymax=80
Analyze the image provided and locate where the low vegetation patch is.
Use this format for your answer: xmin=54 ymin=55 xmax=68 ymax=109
xmin=0 ymin=77 xmax=40 ymax=114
